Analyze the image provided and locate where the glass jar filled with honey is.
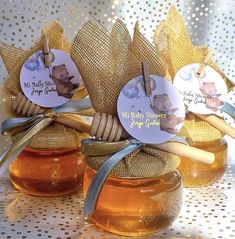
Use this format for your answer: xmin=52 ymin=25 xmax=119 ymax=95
xmin=83 ymin=165 xmax=183 ymax=236
xmin=178 ymin=113 xmax=228 ymax=187
xmin=9 ymin=147 xmax=86 ymax=196
xmin=8 ymin=124 xmax=89 ymax=196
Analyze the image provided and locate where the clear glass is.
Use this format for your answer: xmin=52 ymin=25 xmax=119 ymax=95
xmin=83 ymin=166 xmax=183 ymax=237
xmin=178 ymin=138 xmax=227 ymax=187
xmin=9 ymin=147 xmax=86 ymax=196
xmin=178 ymin=114 xmax=228 ymax=187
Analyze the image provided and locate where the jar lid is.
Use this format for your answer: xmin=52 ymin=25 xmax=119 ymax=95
xmin=11 ymin=122 xmax=89 ymax=149
xmin=86 ymin=146 xmax=180 ymax=178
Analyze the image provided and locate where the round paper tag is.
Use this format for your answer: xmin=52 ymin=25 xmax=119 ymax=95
xmin=173 ymin=64 xmax=227 ymax=114
xmin=20 ymin=49 xmax=81 ymax=108
xmin=117 ymin=75 xmax=185 ymax=144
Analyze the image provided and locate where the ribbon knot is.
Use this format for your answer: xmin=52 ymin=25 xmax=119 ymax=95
xmin=0 ymin=98 xmax=93 ymax=174
xmin=83 ymin=135 xmax=188 ymax=219
xmin=43 ymin=109 xmax=60 ymax=118
xmin=82 ymin=138 xmax=143 ymax=219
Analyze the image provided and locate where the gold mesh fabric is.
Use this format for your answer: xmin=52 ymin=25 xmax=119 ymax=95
xmin=154 ymin=6 xmax=233 ymax=142
xmin=0 ymin=21 xmax=71 ymax=117
xmin=71 ymin=19 xmax=167 ymax=116
xmin=72 ymin=19 xmax=179 ymax=178
xmin=86 ymin=146 xmax=180 ymax=178
xmin=0 ymin=21 xmax=88 ymax=149
xmin=154 ymin=6 xmax=234 ymax=90
xmin=0 ymin=41 xmax=25 ymax=73
xmin=11 ymin=122 xmax=89 ymax=149
xmin=183 ymin=113 xmax=223 ymax=142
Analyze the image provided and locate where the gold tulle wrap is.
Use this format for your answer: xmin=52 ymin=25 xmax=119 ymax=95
xmin=71 ymin=19 xmax=179 ymax=177
xmin=0 ymin=21 xmax=88 ymax=149
xmin=154 ymin=6 xmax=234 ymax=142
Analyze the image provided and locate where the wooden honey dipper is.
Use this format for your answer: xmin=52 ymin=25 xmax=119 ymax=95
xmin=90 ymin=112 xmax=129 ymax=142
xmin=12 ymin=93 xmax=128 ymax=140
xmin=12 ymin=93 xmax=214 ymax=164
xmin=12 ymin=92 xmax=91 ymax=133
xmin=13 ymin=93 xmax=46 ymax=116
xmin=194 ymin=50 xmax=235 ymax=138
xmin=90 ymin=112 xmax=214 ymax=164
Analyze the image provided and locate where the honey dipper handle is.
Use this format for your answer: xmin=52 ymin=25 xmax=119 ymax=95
xmin=195 ymin=113 xmax=235 ymax=139
xmin=90 ymin=113 xmax=215 ymax=164
xmin=90 ymin=113 xmax=128 ymax=142
xmin=55 ymin=115 xmax=91 ymax=134
xmin=150 ymin=142 xmax=215 ymax=164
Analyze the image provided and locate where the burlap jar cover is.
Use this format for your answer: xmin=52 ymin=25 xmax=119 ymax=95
xmin=83 ymin=143 xmax=180 ymax=178
xmin=71 ymin=19 xmax=180 ymax=178
xmin=154 ymin=6 xmax=234 ymax=143
xmin=0 ymin=21 xmax=89 ymax=149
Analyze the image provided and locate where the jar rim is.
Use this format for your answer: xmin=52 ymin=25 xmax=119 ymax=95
xmin=87 ymin=165 xmax=181 ymax=181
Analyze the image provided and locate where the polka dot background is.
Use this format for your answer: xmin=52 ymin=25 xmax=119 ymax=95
xmin=0 ymin=0 xmax=235 ymax=238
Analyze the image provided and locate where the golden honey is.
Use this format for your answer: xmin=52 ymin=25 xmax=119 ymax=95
xmin=178 ymin=138 xmax=227 ymax=187
xmin=83 ymin=166 xmax=183 ymax=236
xmin=9 ymin=147 xmax=86 ymax=196
xmin=178 ymin=114 xmax=228 ymax=187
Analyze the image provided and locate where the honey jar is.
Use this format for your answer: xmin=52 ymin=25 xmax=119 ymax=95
xmin=8 ymin=124 xmax=89 ymax=196
xmin=9 ymin=147 xmax=86 ymax=196
xmin=83 ymin=166 xmax=183 ymax=236
xmin=178 ymin=113 xmax=228 ymax=187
